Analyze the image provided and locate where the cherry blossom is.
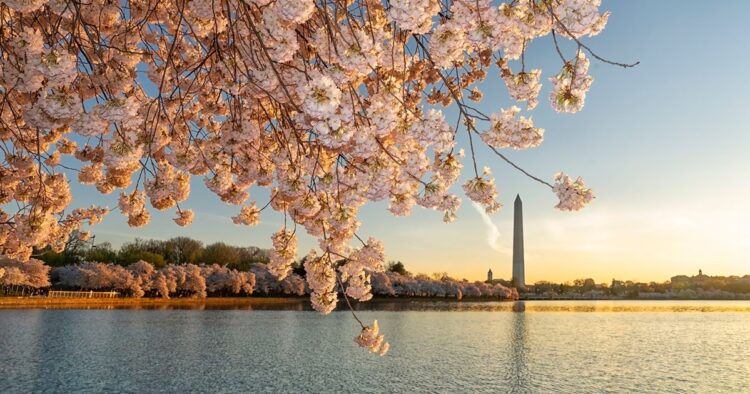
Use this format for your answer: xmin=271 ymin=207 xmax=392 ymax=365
xmin=303 ymin=250 xmax=338 ymax=315
xmin=268 ymin=229 xmax=297 ymax=280
xmin=552 ymin=0 xmax=610 ymax=39
xmin=173 ymin=210 xmax=195 ymax=227
xmin=463 ymin=167 xmax=503 ymax=214
xmin=481 ymin=106 xmax=544 ymax=150
xmin=232 ymin=204 xmax=261 ymax=226
xmin=339 ymin=238 xmax=386 ymax=302
xmin=388 ymin=0 xmax=440 ymax=34
xmin=0 ymin=257 xmax=50 ymax=288
xmin=550 ymin=51 xmax=593 ymax=113
xmin=552 ymin=172 xmax=594 ymax=211
xmin=354 ymin=320 xmax=390 ymax=356
xmin=0 ymin=0 xmax=635 ymax=354
xmin=500 ymin=62 xmax=543 ymax=110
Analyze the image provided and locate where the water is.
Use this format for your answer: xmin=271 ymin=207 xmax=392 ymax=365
xmin=1 ymin=301 xmax=749 ymax=393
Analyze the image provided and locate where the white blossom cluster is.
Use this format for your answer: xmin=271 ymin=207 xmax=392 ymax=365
xmin=501 ymin=65 xmax=543 ymax=110
xmin=387 ymin=0 xmax=440 ymax=34
xmin=481 ymin=106 xmax=544 ymax=150
xmin=231 ymin=203 xmax=261 ymax=226
xmin=463 ymin=167 xmax=503 ymax=214
xmin=430 ymin=23 xmax=467 ymax=69
xmin=268 ymin=229 xmax=298 ymax=280
xmin=144 ymin=162 xmax=191 ymax=212
xmin=173 ymin=210 xmax=195 ymax=227
xmin=275 ymin=0 xmax=315 ymax=25
xmin=118 ymin=191 xmax=150 ymax=228
xmin=552 ymin=0 xmax=610 ymax=39
xmin=552 ymin=172 xmax=594 ymax=211
xmin=303 ymin=250 xmax=338 ymax=315
xmin=550 ymin=52 xmax=594 ymax=113
xmin=339 ymin=238 xmax=386 ymax=302
xmin=354 ymin=320 xmax=390 ymax=356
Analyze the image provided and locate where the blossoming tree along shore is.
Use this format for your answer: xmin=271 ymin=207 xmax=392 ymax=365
xmin=1 ymin=257 xmax=517 ymax=300
xmin=0 ymin=0 xmax=635 ymax=354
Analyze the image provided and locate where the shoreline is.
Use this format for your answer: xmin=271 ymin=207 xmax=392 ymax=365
xmin=0 ymin=296 xmax=507 ymax=309
xmin=0 ymin=296 xmax=308 ymax=309
xmin=2 ymin=296 xmax=750 ymax=312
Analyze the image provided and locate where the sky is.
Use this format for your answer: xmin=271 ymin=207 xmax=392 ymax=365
xmin=68 ymin=1 xmax=750 ymax=283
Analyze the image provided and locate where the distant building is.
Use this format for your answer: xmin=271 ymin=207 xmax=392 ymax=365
xmin=512 ymin=194 xmax=525 ymax=288
xmin=487 ymin=269 xmax=493 ymax=283
xmin=670 ymin=275 xmax=690 ymax=285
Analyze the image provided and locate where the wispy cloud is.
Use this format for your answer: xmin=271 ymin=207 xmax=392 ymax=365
xmin=471 ymin=202 xmax=511 ymax=255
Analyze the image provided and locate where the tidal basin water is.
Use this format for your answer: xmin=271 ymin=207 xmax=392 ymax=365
xmin=1 ymin=301 xmax=749 ymax=393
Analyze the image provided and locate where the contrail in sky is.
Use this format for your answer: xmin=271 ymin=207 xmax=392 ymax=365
xmin=471 ymin=202 xmax=511 ymax=255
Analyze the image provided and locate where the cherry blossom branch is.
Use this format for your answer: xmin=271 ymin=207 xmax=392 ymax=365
xmin=544 ymin=0 xmax=640 ymax=68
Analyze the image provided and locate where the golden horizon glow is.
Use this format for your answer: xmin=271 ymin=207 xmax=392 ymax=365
xmin=375 ymin=195 xmax=750 ymax=284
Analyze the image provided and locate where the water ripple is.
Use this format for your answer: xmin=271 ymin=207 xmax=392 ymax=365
xmin=0 ymin=303 xmax=748 ymax=393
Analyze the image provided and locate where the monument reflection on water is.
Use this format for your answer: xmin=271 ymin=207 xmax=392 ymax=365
xmin=507 ymin=301 xmax=530 ymax=391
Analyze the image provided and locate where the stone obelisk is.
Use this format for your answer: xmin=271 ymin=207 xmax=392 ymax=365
xmin=512 ymin=194 xmax=525 ymax=289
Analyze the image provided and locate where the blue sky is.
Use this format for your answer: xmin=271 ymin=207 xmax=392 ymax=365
xmin=72 ymin=1 xmax=750 ymax=283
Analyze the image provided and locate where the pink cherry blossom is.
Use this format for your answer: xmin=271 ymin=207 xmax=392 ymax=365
xmin=0 ymin=0 xmax=633 ymax=354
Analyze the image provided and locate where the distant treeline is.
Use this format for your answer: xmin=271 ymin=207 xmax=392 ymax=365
xmin=529 ymin=274 xmax=750 ymax=299
xmin=36 ymin=235 xmax=273 ymax=271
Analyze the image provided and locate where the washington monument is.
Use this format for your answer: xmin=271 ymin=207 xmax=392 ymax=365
xmin=512 ymin=194 xmax=525 ymax=288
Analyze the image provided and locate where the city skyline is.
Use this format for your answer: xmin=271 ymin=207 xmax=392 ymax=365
xmin=62 ymin=1 xmax=750 ymax=283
